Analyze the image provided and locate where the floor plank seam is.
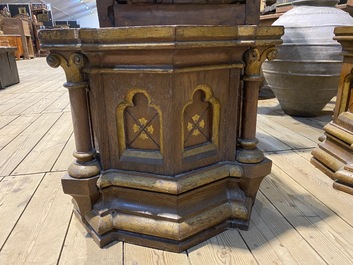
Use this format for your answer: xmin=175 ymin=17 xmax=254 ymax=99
xmin=237 ymin=230 xmax=261 ymax=265
xmin=122 ymin=242 xmax=125 ymax=265
xmin=257 ymin=189 xmax=328 ymax=264
xmin=8 ymin=112 xmax=65 ymax=176
xmin=0 ymin=173 xmax=46 ymax=252
xmin=185 ymin=252 xmax=193 ymax=265
xmin=49 ymin=131 xmax=74 ymax=173
xmin=56 ymin=210 xmax=74 ymax=265
xmin=2 ymin=172 xmax=53 ymax=178
xmin=270 ymin=160 xmax=353 ymax=231
xmin=0 ymin=93 xmax=45 ymax=116
xmin=0 ymin=115 xmax=43 ymax=153
xmin=0 ymin=115 xmax=19 ymax=131
xmin=263 ymin=147 xmax=315 ymax=155
xmin=9 ymin=169 xmax=67 ymax=177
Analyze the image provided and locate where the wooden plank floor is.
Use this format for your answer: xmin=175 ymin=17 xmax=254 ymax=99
xmin=1 ymin=58 xmax=353 ymax=264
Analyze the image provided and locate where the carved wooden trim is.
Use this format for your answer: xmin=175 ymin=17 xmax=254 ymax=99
xmin=47 ymin=53 xmax=85 ymax=84
xmin=243 ymin=47 xmax=278 ymax=79
xmin=98 ymin=162 xmax=243 ymax=194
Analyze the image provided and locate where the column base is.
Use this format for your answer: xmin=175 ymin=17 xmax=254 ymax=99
xmin=61 ymin=174 xmax=100 ymax=215
xmin=64 ymin=160 xmax=271 ymax=252
xmin=68 ymin=158 xmax=101 ymax=179
xmin=311 ymin=121 xmax=353 ymax=196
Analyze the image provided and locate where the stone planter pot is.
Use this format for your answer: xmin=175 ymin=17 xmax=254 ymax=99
xmin=262 ymin=0 xmax=353 ymax=116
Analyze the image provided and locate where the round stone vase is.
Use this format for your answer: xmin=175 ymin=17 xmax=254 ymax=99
xmin=262 ymin=0 xmax=353 ymax=116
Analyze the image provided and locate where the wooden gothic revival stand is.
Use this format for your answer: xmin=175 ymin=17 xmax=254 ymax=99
xmin=39 ymin=1 xmax=283 ymax=252
xmin=312 ymin=26 xmax=353 ymax=196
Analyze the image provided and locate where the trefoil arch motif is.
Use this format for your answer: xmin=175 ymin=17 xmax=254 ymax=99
xmin=182 ymin=85 xmax=220 ymax=152
xmin=116 ymin=89 xmax=163 ymax=157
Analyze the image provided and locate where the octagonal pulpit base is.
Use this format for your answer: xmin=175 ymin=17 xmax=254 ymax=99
xmin=63 ymin=160 xmax=271 ymax=252
xmin=39 ymin=25 xmax=283 ymax=252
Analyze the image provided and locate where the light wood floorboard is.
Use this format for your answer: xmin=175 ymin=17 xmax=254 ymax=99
xmin=58 ymin=217 xmax=123 ymax=265
xmin=0 ymin=58 xmax=353 ymax=264
xmin=0 ymin=174 xmax=45 ymax=249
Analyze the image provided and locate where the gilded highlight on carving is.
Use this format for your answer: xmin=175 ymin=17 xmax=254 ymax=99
xmin=182 ymin=85 xmax=220 ymax=151
xmin=132 ymin=117 xmax=155 ymax=141
xmin=187 ymin=114 xmax=206 ymax=138
xmin=116 ymin=89 xmax=163 ymax=154
xmin=244 ymin=47 xmax=278 ymax=78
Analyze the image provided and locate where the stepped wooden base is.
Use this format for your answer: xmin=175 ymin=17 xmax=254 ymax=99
xmin=311 ymin=122 xmax=353 ymax=195
xmin=75 ymin=208 xmax=231 ymax=252
xmin=63 ymin=160 xmax=271 ymax=252
xmin=311 ymin=26 xmax=353 ymax=196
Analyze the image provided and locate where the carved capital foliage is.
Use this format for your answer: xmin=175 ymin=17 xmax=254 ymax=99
xmin=244 ymin=47 xmax=278 ymax=77
xmin=47 ymin=52 xmax=86 ymax=83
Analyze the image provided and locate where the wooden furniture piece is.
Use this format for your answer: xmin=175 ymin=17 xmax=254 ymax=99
xmin=312 ymin=26 xmax=353 ymax=195
xmin=97 ymin=0 xmax=261 ymax=27
xmin=0 ymin=46 xmax=19 ymax=88
xmin=2 ymin=15 xmax=34 ymax=59
xmin=260 ymin=0 xmax=353 ymax=26
xmin=39 ymin=1 xmax=283 ymax=252
xmin=32 ymin=21 xmax=44 ymax=56
xmin=0 ymin=35 xmax=23 ymax=60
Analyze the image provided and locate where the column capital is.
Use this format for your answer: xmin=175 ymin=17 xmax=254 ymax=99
xmin=244 ymin=47 xmax=278 ymax=79
xmin=47 ymin=52 xmax=86 ymax=84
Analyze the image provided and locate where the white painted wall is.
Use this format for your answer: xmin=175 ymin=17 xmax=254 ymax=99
xmin=78 ymin=12 xmax=99 ymax=28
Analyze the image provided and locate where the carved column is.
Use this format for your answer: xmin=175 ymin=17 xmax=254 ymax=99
xmin=47 ymin=52 xmax=101 ymax=216
xmin=237 ymin=47 xmax=278 ymax=164
xmin=236 ymin=47 xmax=278 ymax=202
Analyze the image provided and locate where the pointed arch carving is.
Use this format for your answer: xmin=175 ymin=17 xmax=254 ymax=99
xmin=182 ymin=85 xmax=220 ymax=162
xmin=116 ymin=89 xmax=163 ymax=164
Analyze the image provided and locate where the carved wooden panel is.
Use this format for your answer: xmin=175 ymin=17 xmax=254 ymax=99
xmin=182 ymin=85 xmax=220 ymax=161
xmin=184 ymin=89 xmax=212 ymax=148
xmin=124 ymin=93 xmax=161 ymax=150
xmin=116 ymin=89 xmax=163 ymax=163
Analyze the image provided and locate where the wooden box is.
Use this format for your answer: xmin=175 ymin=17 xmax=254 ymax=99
xmin=39 ymin=1 xmax=283 ymax=252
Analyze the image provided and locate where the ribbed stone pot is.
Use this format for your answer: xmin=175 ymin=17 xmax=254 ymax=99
xmin=262 ymin=0 xmax=353 ymax=117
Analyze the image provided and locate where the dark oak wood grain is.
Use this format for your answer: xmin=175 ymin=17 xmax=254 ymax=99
xmin=39 ymin=2 xmax=283 ymax=252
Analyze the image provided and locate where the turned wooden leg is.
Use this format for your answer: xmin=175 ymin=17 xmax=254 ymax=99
xmin=236 ymin=79 xmax=264 ymax=163
xmin=47 ymin=52 xmax=101 ymax=179
xmin=46 ymin=52 xmax=101 ymax=215
xmin=236 ymin=47 xmax=278 ymax=164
